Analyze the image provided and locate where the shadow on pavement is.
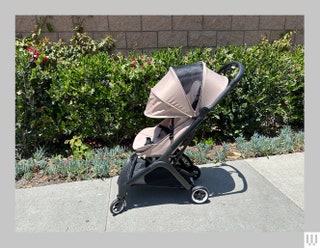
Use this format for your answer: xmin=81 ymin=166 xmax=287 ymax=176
xmin=123 ymin=163 xmax=248 ymax=212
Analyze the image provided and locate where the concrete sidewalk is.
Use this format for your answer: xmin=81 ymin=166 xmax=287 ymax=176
xmin=15 ymin=152 xmax=304 ymax=232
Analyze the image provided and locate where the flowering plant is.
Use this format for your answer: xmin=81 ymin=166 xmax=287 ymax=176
xmin=25 ymin=46 xmax=49 ymax=65
xmin=130 ymin=55 xmax=153 ymax=68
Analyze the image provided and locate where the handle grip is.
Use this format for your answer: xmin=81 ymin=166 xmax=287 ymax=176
xmin=217 ymin=61 xmax=245 ymax=89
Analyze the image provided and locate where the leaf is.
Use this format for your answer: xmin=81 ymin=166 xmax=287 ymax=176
xmin=46 ymin=23 xmax=54 ymax=32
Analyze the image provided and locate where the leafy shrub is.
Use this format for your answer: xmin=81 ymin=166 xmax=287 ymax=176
xmin=64 ymin=135 xmax=93 ymax=160
xmin=48 ymin=52 xmax=158 ymax=146
xmin=15 ymin=32 xmax=115 ymax=156
xmin=206 ymin=32 xmax=304 ymax=140
xmin=15 ymin=31 xmax=304 ymax=157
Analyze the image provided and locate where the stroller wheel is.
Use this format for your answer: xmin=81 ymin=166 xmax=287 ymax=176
xmin=191 ymin=186 xmax=209 ymax=204
xmin=110 ymin=198 xmax=127 ymax=215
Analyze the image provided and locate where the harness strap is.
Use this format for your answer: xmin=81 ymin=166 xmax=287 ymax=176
xmin=158 ymin=118 xmax=175 ymax=140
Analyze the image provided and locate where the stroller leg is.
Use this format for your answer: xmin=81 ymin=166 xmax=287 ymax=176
xmin=110 ymin=154 xmax=135 ymax=215
xmin=110 ymin=176 xmax=129 ymax=215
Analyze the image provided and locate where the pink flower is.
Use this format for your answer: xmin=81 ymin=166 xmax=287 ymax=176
xmin=33 ymin=50 xmax=39 ymax=59
xmin=43 ymin=56 xmax=49 ymax=62
xmin=25 ymin=46 xmax=49 ymax=64
xmin=26 ymin=46 xmax=39 ymax=60
xmin=130 ymin=58 xmax=137 ymax=67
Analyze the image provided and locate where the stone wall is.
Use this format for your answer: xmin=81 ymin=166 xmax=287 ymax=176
xmin=16 ymin=15 xmax=304 ymax=54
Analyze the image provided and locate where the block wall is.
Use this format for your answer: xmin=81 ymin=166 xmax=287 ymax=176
xmin=16 ymin=15 xmax=304 ymax=54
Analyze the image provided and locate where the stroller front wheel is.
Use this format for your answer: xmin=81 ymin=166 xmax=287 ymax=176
xmin=110 ymin=198 xmax=127 ymax=215
xmin=191 ymin=186 xmax=209 ymax=204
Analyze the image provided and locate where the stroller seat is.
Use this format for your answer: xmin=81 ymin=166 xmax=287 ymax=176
xmin=132 ymin=117 xmax=193 ymax=157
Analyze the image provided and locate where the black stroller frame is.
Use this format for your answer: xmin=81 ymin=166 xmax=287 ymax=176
xmin=110 ymin=61 xmax=245 ymax=215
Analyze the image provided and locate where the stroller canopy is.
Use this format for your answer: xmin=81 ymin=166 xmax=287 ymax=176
xmin=144 ymin=61 xmax=228 ymax=118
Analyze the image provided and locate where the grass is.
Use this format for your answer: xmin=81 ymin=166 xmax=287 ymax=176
xmin=15 ymin=126 xmax=304 ymax=187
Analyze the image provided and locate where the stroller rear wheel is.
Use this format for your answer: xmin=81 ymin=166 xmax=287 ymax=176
xmin=110 ymin=198 xmax=127 ymax=215
xmin=191 ymin=186 xmax=209 ymax=204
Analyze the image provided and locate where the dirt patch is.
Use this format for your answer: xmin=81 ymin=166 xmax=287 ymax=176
xmin=15 ymin=174 xmax=67 ymax=189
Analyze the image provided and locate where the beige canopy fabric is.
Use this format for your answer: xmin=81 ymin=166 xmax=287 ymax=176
xmin=134 ymin=61 xmax=229 ymax=157
xmin=144 ymin=61 xmax=228 ymax=118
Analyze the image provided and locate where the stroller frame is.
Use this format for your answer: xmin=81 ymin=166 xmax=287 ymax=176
xmin=110 ymin=61 xmax=245 ymax=215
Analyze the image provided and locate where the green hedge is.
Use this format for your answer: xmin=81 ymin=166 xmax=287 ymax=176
xmin=208 ymin=33 xmax=304 ymax=140
xmin=15 ymin=31 xmax=304 ymax=157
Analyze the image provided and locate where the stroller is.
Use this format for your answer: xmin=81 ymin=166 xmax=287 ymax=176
xmin=110 ymin=61 xmax=245 ymax=215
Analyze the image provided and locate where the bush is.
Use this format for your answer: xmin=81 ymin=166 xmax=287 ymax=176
xmin=15 ymin=32 xmax=115 ymax=156
xmin=15 ymin=31 xmax=304 ymax=157
xmin=206 ymin=32 xmax=304 ymax=140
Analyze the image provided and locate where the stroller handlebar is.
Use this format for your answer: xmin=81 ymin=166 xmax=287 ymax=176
xmin=217 ymin=61 xmax=245 ymax=89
